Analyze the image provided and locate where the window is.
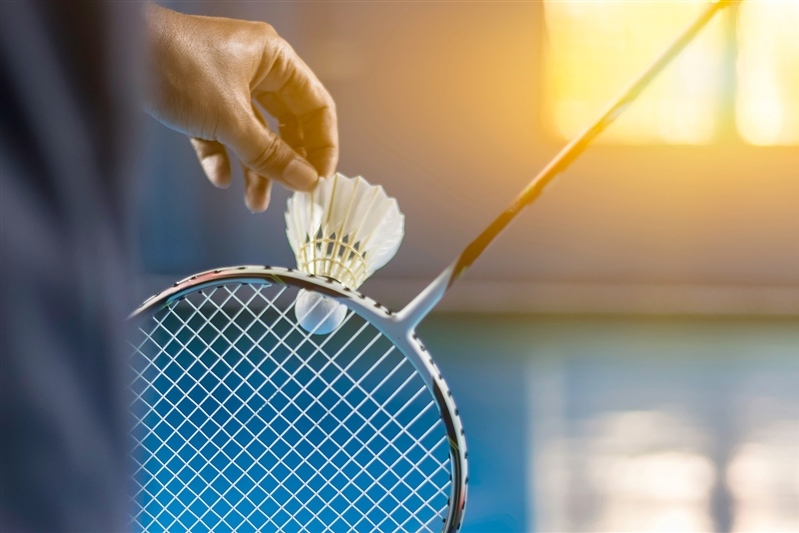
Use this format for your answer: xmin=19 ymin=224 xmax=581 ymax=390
xmin=736 ymin=0 xmax=799 ymax=145
xmin=544 ymin=0 xmax=799 ymax=145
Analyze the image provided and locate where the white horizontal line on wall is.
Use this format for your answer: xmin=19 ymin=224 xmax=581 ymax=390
xmin=366 ymin=279 xmax=799 ymax=316
xmin=135 ymin=274 xmax=799 ymax=316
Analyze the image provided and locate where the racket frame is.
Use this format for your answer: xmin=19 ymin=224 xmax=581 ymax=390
xmin=131 ymin=265 xmax=469 ymax=532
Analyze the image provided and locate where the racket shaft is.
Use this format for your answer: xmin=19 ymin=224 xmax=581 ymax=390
xmin=402 ymin=0 xmax=732 ymax=322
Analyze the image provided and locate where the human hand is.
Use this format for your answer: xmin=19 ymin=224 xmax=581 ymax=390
xmin=143 ymin=4 xmax=338 ymax=212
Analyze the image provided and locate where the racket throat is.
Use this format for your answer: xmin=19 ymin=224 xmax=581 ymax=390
xmin=396 ymin=265 xmax=454 ymax=330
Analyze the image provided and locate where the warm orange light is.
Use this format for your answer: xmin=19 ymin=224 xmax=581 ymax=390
xmin=544 ymin=0 xmax=726 ymax=144
xmin=736 ymin=0 xmax=799 ymax=145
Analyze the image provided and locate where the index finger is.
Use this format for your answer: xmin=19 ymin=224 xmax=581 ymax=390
xmin=256 ymin=41 xmax=338 ymax=178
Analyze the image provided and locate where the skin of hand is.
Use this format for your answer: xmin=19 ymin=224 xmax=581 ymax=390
xmin=143 ymin=3 xmax=338 ymax=212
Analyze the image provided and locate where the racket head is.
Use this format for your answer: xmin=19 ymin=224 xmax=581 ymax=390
xmin=128 ymin=266 xmax=468 ymax=532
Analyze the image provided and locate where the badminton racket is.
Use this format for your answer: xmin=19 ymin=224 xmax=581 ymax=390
xmin=129 ymin=1 xmax=731 ymax=531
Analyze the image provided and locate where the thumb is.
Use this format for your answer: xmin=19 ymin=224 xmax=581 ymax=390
xmin=223 ymin=112 xmax=318 ymax=191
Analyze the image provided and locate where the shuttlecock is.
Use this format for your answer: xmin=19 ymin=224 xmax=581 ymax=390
xmin=286 ymin=172 xmax=404 ymax=334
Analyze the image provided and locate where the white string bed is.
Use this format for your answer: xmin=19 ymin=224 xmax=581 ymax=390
xmin=129 ymin=282 xmax=452 ymax=532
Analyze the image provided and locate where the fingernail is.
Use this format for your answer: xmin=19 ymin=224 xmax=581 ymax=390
xmin=245 ymin=188 xmax=268 ymax=214
xmin=283 ymin=159 xmax=318 ymax=191
xmin=201 ymin=155 xmax=230 ymax=189
xmin=245 ymin=197 xmax=260 ymax=214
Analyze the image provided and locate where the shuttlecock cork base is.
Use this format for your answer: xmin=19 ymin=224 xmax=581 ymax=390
xmin=286 ymin=172 xmax=405 ymax=334
xmin=294 ymin=289 xmax=348 ymax=335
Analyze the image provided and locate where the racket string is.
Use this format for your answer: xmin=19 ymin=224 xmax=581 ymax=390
xmin=132 ymin=291 xmax=370 ymax=529
xmin=130 ymin=282 xmax=452 ymax=532
xmin=134 ymin=288 xmax=410 ymax=524
xmin=131 ymin=301 xmax=285 ymax=528
xmin=221 ymin=284 xmax=449 ymax=503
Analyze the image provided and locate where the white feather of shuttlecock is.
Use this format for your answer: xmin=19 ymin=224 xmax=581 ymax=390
xmin=286 ymin=172 xmax=405 ymax=289
xmin=286 ymin=172 xmax=404 ymax=334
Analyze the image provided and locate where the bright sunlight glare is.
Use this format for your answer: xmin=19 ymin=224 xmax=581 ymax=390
xmin=736 ymin=0 xmax=799 ymax=145
xmin=544 ymin=0 xmax=726 ymax=144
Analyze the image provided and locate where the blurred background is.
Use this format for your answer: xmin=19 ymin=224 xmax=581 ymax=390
xmin=135 ymin=1 xmax=799 ymax=532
